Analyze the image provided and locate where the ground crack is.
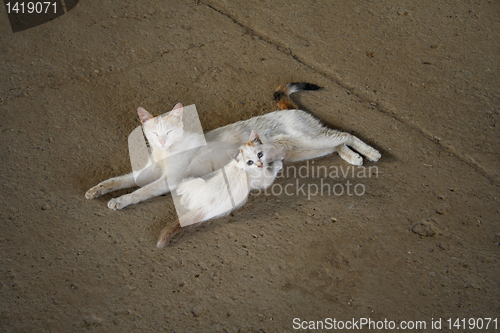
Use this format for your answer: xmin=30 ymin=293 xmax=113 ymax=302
xmin=200 ymin=0 xmax=498 ymax=186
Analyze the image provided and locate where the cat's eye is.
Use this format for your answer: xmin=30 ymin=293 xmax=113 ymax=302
xmin=247 ymin=160 xmax=253 ymax=166
xmin=152 ymin=132 xmax=158 ymax=136
xmin=257 ymin=152 xmax=263 ymax=158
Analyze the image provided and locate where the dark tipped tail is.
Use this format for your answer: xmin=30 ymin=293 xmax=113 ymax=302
xmin=274 ymin=82 xmax=321 ymax=110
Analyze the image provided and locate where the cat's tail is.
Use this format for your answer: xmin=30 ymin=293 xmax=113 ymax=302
xmin=274 ymin=82 xmax=321 ymax=110
xmin=156 ymin=209 xmax=206 ymax=248
xmin=156 ymin=221 xmax=199 ymax=248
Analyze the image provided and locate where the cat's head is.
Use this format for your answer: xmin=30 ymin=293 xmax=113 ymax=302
xmin=228 ymin=131 xmax=267 ymax=172
xmin=137 ymin=103 xmax=184 ymax=150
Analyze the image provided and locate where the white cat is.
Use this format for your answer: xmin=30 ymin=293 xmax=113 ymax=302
xmin=85 ymin=103 xmax=205 ymax=210
xmin=85 ymin=83 xmax=381 ymax=211
xmin=156 ymin=131 xmax=284 ymax=248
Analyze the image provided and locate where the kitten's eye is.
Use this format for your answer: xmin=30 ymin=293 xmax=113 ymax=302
xmin=247 ymin=160 xmax=253 ymax=166
xmin=257 ymin=152 xmax=263 ymax=158
xmin=152 ymin=132 xmax=158 ymax=136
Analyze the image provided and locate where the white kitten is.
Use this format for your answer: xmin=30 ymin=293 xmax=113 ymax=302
xmin=157 ymin=131 xmax=284 ymax=248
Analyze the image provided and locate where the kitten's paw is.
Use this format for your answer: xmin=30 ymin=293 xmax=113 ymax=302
xmin=85 ymin=185 xmax=104 ymax=199
xmin=107 ymin=198 xmax=123 ymax=210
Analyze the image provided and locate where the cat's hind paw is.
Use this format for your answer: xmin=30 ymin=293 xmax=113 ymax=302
xmin=365 ymin=148 xmax=381 ymax=162
xmin=350 ymin=154 xmax=363 ymax=166
xmin=341 ymin=151 xmax=363 ymax=166
xmin=337 ymin=145 xmax=363 ymax=165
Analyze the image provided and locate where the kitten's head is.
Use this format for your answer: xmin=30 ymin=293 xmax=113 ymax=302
xmin=137 ymin=103 xmax=184 ymax=150
xmin=228 ymin=131 xmax=267 ymax=172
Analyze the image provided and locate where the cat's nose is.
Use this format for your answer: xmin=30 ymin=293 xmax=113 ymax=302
xmin=256 ymin=162 xmax=263 ymax=168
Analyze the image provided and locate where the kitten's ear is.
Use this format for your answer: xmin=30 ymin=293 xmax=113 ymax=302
xmin=137 ymin=107 xmax=153 ymax=123
xmin=249 ymin=130 xmax=262 ymax=144
xmin=170 ymin=103 xmax=183 ymax=119
xmin=227 ymin=149 xmax=240 ymax=161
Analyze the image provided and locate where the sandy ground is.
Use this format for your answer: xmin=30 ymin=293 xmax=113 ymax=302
xmin=1 ymin=0 xmax=499 ymax=332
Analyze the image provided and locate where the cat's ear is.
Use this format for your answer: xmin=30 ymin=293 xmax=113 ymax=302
xmin=170 ymin=103 xmax=183 ymax=119
xmin=137 ymin=107 xmax=153 ymax=123
xmin=249 ymin=130 xmax=262 ymax=145
xmin=227 ymin=149 xmax=240 ymax=161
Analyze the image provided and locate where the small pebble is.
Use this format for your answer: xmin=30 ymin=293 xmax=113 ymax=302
xmin=83 ymin=315 xmax=103 ymax=326
xmin=411 ymin=219 xmax=438 ymax=237
xmin=191 ymin=306 xmax=204 ymax=317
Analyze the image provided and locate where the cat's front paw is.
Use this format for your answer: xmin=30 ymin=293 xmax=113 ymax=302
xmin=273 ymin=160 xmax=283 ymax=172
xmin=107 ymin=198 xmax=124 ymax=210
xmin=85 ymin=185 xmax=104 ymax=199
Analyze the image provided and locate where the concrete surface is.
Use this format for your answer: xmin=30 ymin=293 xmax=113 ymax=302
xmin=1 ymin=0 xmax=498 ymax=331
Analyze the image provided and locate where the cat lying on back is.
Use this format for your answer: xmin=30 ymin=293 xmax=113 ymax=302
xmin=86 ymin=83 xmax=381 ymax=213
xmin=156 ymin=131 xmax=284 ymax=248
